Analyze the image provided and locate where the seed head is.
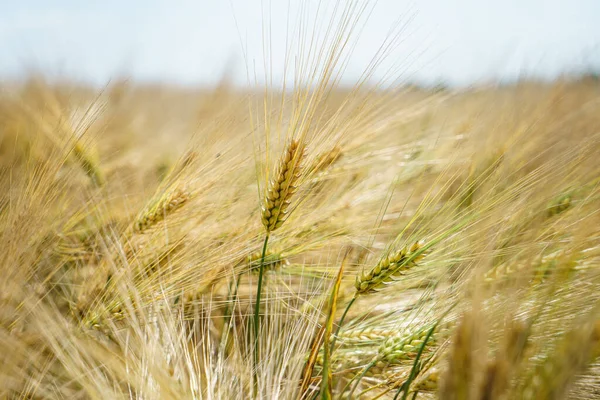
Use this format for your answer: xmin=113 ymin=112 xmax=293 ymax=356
xmin=261 ymin=139 xmax=305 ymax=232
xmin=377 ymin=324 xmax=437 ymax=365
xmin=135 ymin=187 xmax=190 ymax=232
xmin=354 ymin=241 xmax=426 ymax=295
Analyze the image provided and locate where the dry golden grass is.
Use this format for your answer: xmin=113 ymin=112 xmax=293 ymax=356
xmin=1 ymin=3 xmax=600 ymax=399
xmin=1 ymin=74 xmax=598 ymax=400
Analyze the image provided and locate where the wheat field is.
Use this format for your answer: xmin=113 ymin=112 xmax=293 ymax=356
xmin=1 ymin=3 xmax=600 ymax=399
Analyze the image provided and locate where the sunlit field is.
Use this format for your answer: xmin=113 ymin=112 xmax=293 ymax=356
xmin=1 ymin=3 xmax=600 ymax=399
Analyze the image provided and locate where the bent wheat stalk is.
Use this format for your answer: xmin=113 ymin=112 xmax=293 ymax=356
xmin=321 ymin=251 xmax=348 ymax=399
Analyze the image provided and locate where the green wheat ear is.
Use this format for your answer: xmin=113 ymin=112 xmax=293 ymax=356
xmin=355 ymin=241 xmax=426 ymax=295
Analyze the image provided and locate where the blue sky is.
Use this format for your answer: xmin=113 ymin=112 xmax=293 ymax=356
xmin=0 ymin=0 xmax=598 ymax=87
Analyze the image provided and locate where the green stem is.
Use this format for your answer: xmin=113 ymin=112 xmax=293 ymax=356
xmin=318 ymin=293 xmax=358 ymax=399
xmin=253 ymin=233 xmax=270 ymax=384
xmin=394 ymin=322 xmax=438 ymax=400
xmin=347 ymin=359 xmax=377 ymax=398
xmin=330 ymin=296 xmax=356 ymax=351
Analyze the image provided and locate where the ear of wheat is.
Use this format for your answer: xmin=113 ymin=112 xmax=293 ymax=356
xmin=377 ymin=324 xmax=438 ymax=365
xmin=135 ymin=187 xmax=190 ymax=233
xmin=245 ymin=249 xmax=286 ymax=272
xmin=261 ymin=139 xmax=305 ymax=232
xmin=73 ymin=141 xmax=105 ymax=187
xmin=355 ymin=241 xmax=426 ymax=295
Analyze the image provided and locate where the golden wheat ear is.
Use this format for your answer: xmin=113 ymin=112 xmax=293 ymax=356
xmin=72 ymin=141 xmax=105 ymax=187
xmin=134 ymin=186 xmax=190 ymax=233
xmin=261 ymin=139 xmax=305 ymax=232
xmin=354 ymin=241 xmax=426 ymax=295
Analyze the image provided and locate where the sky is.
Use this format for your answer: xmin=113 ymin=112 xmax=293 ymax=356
xmin=0 ymin=0 xmax=598 ymax=87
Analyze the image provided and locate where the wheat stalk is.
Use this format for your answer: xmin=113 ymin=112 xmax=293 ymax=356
xmin=254 ymin=138 xmax=306 ymax=389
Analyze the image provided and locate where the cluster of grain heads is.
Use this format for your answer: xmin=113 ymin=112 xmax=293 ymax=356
xmin=483 ymin=261 xmax=526 ymax=284
xmin=460 ymin=147 xmax=505 ymax=209
xmin=329 ymin=240 xmax=428 ymax=357
xmin=135 ymin=186 xmax=190 ymax=233
xmin=346 ymin=322 xmax=440 ymax=399
xmin=261 ymin=139 xmax=305 ymax=232
xmin=355 ymin=241 xmax=426 ymax=295
xmin=484 ymin=249 xmax=579 ymax=287
xmin=138 ymin=239 xmax=186 ymax=277
xmin=73 ymin=188 xmax=189 ymax=325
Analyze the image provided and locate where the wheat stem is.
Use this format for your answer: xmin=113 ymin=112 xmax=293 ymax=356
xmin=330 ymin=296 xmax=356 ymax=351
xmin=347 ymin=360 xmax=377 ymax=399
xmin=321 ymin=254 xmax=347 ymax=399
xmin=253 ymin=232 xmax=270 ymax=389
